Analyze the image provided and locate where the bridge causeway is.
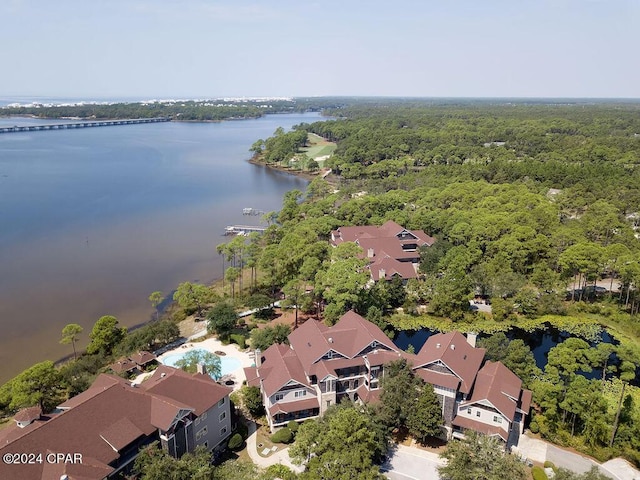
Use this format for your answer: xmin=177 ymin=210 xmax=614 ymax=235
xmin=0 ymin=117 xmax=171 ymax=134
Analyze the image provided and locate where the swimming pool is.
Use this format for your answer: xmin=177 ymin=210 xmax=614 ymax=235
xmin=162 ymin=349 xmax=242 ymax=379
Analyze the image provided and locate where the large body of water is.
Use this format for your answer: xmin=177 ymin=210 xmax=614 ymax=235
xmin=0 ymin=112 xmax=317 ymax=384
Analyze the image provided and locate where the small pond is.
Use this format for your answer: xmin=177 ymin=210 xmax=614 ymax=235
xmin=393 ymin=324 xmax=618 ymax=378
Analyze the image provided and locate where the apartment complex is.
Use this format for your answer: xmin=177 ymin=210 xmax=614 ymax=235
xmin=0 ymin=365 xmax=232 ymax=480
xmin=330 ymin=220 xmax=435 ymax=281
xmin=245 ymin=311 xmax=531 ymax=445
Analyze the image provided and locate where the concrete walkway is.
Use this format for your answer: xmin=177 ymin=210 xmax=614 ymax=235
xmin=515 ymin=434 xmax=640 ymax=480
xmin=245 ymin=421 xmax=304 ymax=473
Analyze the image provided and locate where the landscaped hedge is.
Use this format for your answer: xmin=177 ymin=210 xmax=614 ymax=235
xmin=270 ymin=427 xmax=293 ymax=444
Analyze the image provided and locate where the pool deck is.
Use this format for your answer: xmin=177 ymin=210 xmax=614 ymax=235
xmin=132 ymin=333 xmax=254 ymax=390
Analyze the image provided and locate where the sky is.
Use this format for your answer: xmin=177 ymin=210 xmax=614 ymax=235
xmin=1 ymin=0 xmax=639 ymax=99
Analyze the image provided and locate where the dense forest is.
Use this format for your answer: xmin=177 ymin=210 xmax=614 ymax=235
xmin=3 ymin=99 xmax=640 ymax=477
xmin=248 ymin=100 xmax=640 ymax=467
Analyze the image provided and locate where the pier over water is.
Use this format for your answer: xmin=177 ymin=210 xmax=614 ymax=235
xmin=0 ymin=117 xmax=170 ymax=134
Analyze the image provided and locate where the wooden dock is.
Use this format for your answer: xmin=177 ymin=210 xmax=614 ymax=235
xmin=224 ymin=225 xmax=267 ymax=236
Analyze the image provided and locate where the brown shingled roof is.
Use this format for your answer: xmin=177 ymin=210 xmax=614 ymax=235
xmin=14 ymin=406 xmax=41 ymax=424
xmin=415 ymin=369 xmax=461 ymax=390
xmin=369 ymin=255 xmax=418 ymax=280
xmin=0 ymin=376 xmax=156 ymax=480
xmin=142 ymin=365 xmax=231 ymax=416
xmin=108 ymin=357 xmax=138 ymax=374
xmin=130 ymin=350 xmax=157 ymax=366
xmin=414 ymin=331 xmax=485 ymax=394
xmin=330 ymin=221 xmax=435 ymax=281
xmin=452 ymin=415 xmax=508 ymax=442
xmin=252 ymin=344 xmax=311 ymax=398
xmin=461 ymin=361 xmax=527 ymax=422
xmin=0 ymin=367 xmax=232 ymax=480
xmin=99 ymin=417 xmax=145 ymax=452
xmin=268 ymin=397 xmax=319 ymax=416
xmin=289 ymin=312 xmax=399 ymax=372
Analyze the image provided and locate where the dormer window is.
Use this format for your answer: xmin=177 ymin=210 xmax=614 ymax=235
xmin=327 ymin=350 xmax=333 ymax=359
xmin=372 ymin=341 xmax=377 ymax=348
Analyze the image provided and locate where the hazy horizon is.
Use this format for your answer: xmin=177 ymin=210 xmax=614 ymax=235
xmin=2 ymin=0 xmax=638 ymax=99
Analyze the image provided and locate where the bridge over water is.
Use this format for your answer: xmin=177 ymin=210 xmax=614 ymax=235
xmin=0 ymin=117 xmax=171 ymax=134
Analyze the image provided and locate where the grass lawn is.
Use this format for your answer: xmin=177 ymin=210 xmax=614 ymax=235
xmin=302 ymin=133 xmax=336 ymax=160
xmin=256 ymin=424 xmax=277 ymax=456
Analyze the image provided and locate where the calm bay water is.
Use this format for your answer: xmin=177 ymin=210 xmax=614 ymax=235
xmin=0 ymin=113 xmax=317 ymax=384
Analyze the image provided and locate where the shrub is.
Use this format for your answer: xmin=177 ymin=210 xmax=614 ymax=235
xmin=229 ymin=333 xmax=247 ymax=349
xmin=529 ymin=421 xmax=539 ymax=434
xmin=543 ymin=461 xmax=556 ymax=470
xmin=228 ymin=433 xmax=244 ymax=451
xmin=287 ymin=420 xmax=299 ymax=433
xmin=531 ymin=466 xmax=548 ymax=480
xmin=270 ymin=427 xmax=293 ymax=444
xmin=265 ymin=464 xmax=296 ymax=480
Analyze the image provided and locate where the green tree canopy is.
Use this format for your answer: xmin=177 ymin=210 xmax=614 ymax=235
xmin=207 ymin=302 xmax=238 ymax=340
xmin=60 ymin=323 xmax=83 ymax=361
xmin=173 ymin=282 xmax=215 ymax=318
xmin=148 ymin=291 xmax=164 ymax=321
xmin=86 ymin=315 xmax=126 ymax=356
xmin=10 ymin=361 xmax=63 ymax=413
xmin=134 ymin=442 xmax=215 ymax=480
xmin=290 ymin=404 xmax=385 ymax=480
xmin=175 ymin=350 xmax=221 ymax=378
xmin=438 ymin=431 xmax=527 ymax=480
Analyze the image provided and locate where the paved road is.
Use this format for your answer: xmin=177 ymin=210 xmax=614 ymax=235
xmin=382 ymin=444 xmax=443 ymax=480
xmin=517 ymin=434 xmax=640 ymax=480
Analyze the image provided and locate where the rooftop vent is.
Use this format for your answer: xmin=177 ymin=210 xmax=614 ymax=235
xmin=160 ymin=372 xmax=166 ymax=378
xmin=450 ymin=344 xmax=455 ymax=351
xmin=328 ymin=337 xmax=334 ymax=343
xmin=436 ymin=343 xmax=441 ymax=348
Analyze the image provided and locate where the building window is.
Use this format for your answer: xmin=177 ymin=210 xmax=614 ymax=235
xmin=493 ymin=416 xmax=502 ymax=424
xmin=200 ymin=412 xmax=207 ymax=421
xmin=195 ymin=417 xmax=201 ymax=426
xmin=295 ymin=390 xmax=307 ymax=398
xmin=220 ymin=427 xmax=227 ymax=436
xmin=275 ymin=393 xmax=284 ymax=402
xmin=218 ymin=398 xmax=225 ymax=407
xmin=219 ymin=411 xmax=226 ymax=422
xmin=467 ymin=408 xmax=472 ymax=414
xmin=476 ymin=411 xmax=481 ymax=417
xmin=353 ymin=379 xmax=359 ymax=389
xmin=196 ymin=426 xmax=208 ymax=440
xmin=203 ymin=441 xmax=208 ymax=448
xmin=372 ymin=341 xmax=377 ymax=348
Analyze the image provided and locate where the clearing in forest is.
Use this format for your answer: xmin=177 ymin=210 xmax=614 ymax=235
xmin=302 ymin=132 xmax=336 ymax=163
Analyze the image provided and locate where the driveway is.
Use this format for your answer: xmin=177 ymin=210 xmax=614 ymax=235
xmin=382 ymin=444 xmax=443 ymax=480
